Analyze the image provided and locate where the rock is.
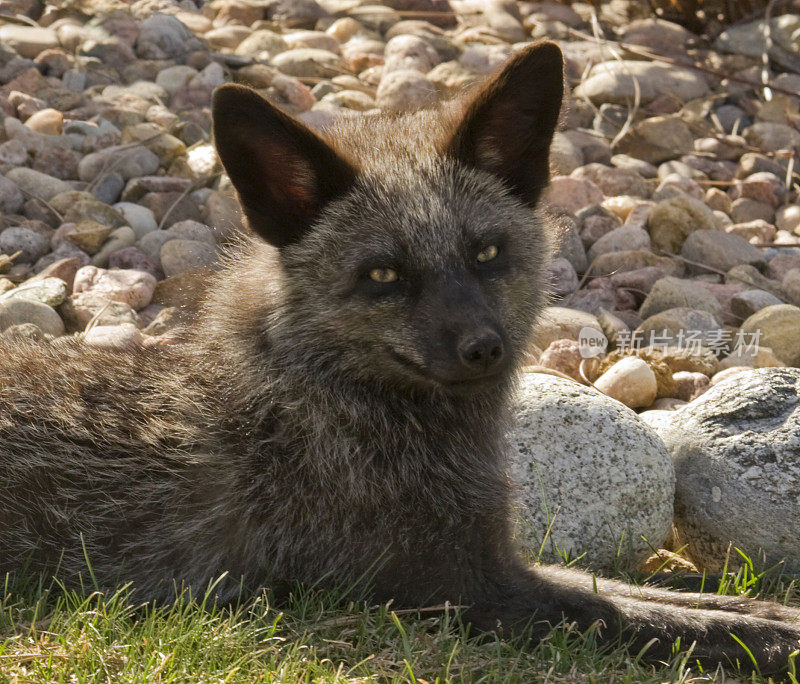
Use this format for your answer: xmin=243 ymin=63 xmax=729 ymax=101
xmin=637 ymin=307 xmax=723 ymax=348
xmin=744 ymin=122 xmax=800 ymax=153
xmin=672 ymin=370 xmax=710 ymax=402
xmin=91 ymin=226 xmax=137 ymax=268
xmin=730 ymin=289 xmax=784 ymax=320
xmin=615 ymin=116 xmax=694 ymax=165
xmin=592 ymin=249 xmax=682 ymax=278
xmin=549 ymin=133 xmax=584 ymax=175
xmin=740 ymin=304 xmax=800 ymax=366
xmin=113 ymin=202 xmax=158 ymax=239
xmin=610 ymin=154 xmax=657 ymax=179
xmin=575 ymin=61 xmax=709 ymax=105
xmin=0 ymin=176 xmax=24 ymax=215
xmin=716 ymin=15 xmax=800 ymax=73
xmin=725 ymin=264 xmax=781 ymax=297
xmin=0 ymin=298 xmax=64 ymax=337
xmin=0 ymin=227 xmax=49 ymax=264
xmin=551 ymin=216 xmax=587 ymax=273
xmin=681 ymin=230 xmax=765 ymax=273
xmin=508 ymin=373 xmax=674 ymax=570
xmin=151 ymin=268 xmax=210 ymax=309
xmin=83 ymin=323 xmax=143 ymax=349
xmin=73 ymin=266 xmax=157 ymax=311
xmin=726 ymin=219 xmax=776 ymax=243
xmin=376 ymin=69 xmax=436 ymax=111
xmin=639 ymin=277 xmax=722 ymax=321
xmin=65 ymin=221 xmax=112 ymax=255
xmin=0 ymin=26 xmax=58 ymax=59
xmin=659 ymin=368 xmax=800 ymax=572
xmin=532 ymin=306 xmax=600 ymax=349
xmin=545 ymin=176 xmax=604 ymax=214
xmin=546 ymin=257 xmax=578 ymax=297
xmin=776 ymin=205 xmax=800 ymax=234
xmin=271 ymin=48 xmax=344 ymax=78
xmin=620 ymin=17 xmax=692 ymax=54
xmin=587 ymin=225 xmax=650 ymax=262
xmin=59 ymin=292 xmax=140 ymax=332
xmin=593 ymin=356 xmax=658 ymax=408
xmin=2 ymin=323 xmax=45 ymax=342
xmin=647 ymin=195 xmax=717 ymax=254
xmin=108 ymin=247 xmax=161 ymax=279
xmin=136 ymin=13 xmax=202 ymax=60
xmin=62 ymin=196 xmax=126 ymax=229
xmin=78 ymin=146 xmax=161 ymax=182
xmin=720 ymin=344 xmax=786 ymax=370
xmin=4 ymin=167 xmax=71 ymax=201
xmin=160 ymin=239 xmax=216 ymax=277
xmin=0 ymin=277 xmax=66 ymax=308
xmin=28 ymin=256 xmax=82 ymax=292
xmin=571 ymin=164 xmax=650 ymax=199
xmin=653 ymin=174 xmax=704 ymax=202
xmin=730 ymin=197 xmax=774 ymax=224
xmin=537 ymin=338 xmax=584 ymax=382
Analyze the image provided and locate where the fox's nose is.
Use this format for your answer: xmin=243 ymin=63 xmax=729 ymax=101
xmin=458 ymin=331 xmax=504 ymax=372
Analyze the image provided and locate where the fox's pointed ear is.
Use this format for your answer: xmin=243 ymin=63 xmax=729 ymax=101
xmin=442 ymin=41 xmax=563 ymax=207
xmin=212 ymin=85 xmax=357 ymax=248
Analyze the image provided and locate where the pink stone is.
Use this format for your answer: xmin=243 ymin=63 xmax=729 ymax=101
xmin=545 ymin=176 xmax=604 ymax=214
xmin=73 ymin=265 xmax=157 ymax=310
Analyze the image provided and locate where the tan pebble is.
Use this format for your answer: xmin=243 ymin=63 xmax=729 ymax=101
xmin=24 ymin=108 xmax=63 ymax=135
xmin=594 ymin=356 xmax=658 ymax=408
xmin=710 ymin=366 xmax=752 ymax=385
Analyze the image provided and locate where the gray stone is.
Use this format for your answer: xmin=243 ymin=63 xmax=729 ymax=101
xmin=160 ymin=239 xmax=216 ymax=277
xmin=113 ymin=202 xmax=158 ymax=239
xmin=657 ymin=368 xmax=800 ymax=571
xmin=508 ymin=373 xmax=674 ymax=570
xmin=637 ymin=307 xmax=723 ymax=347
xmin=135 ymin=13 xmax=202 ymax=60
xmin=0 ymin=227 xmax=49 ymax=264
xmin=575 ymin=61 xmax=709 ymax=105
xmin=78 ymin=146 xmax=161 ymax=182
xmin=587 ymin=225 xmax=650 ymax=263
xmin=730 ymin=289 xmax=784 ymax=320
xmin=376 ymin=69 xmax=436 ymax=111
xmin=4 ymin=167 xmax=71 ymax=201
xmin=0 ymin=298 xmax=64 ymax=337
xmin=681 ymin=230 xmax=765 ymax=273
xmin=639 ymin=277 xmax=722 ymax=321
xmin=546 ymin=257 xmax=578 ymax=297
xmin=0 ymin=277 xmax=67 ymax=308
xmin=0 ymin=176 xmax=24 ymax=214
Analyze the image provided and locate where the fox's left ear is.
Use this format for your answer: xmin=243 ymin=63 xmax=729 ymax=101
xmin=442 ymin=41 xmax=564 ymax=207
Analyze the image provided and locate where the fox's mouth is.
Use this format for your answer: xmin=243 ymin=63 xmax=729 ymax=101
xmin=385 ymin=346 xmax=506 ymax=393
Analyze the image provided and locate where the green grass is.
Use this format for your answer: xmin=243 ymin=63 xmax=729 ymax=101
xmin=1 ymin=560 xmax=798 ymax=683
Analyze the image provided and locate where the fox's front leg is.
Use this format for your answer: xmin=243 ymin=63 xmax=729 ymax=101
xmin=466 ymin=563 xmax=800 ymax=674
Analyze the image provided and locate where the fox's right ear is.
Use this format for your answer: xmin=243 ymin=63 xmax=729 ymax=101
xmin=212 ymin=85 xmax=357 ymax=248
xmin=442 ymin=41 xmax=564 ymax=207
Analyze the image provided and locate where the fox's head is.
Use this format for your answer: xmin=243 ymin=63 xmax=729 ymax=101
xmin=211 ymin=42 xmax=563 ymax=397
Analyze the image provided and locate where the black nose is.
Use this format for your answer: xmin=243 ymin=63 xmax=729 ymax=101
xmin=458 ymin=331 xmax=504 ymax=372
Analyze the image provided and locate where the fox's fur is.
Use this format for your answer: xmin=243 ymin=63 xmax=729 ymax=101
xmin=1 ymin=42 xmax=799 ymax=673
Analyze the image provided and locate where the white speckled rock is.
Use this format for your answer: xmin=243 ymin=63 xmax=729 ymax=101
xmin=657 ymin=368 xmax=800 ymax=572
xmin=508 ymin=373 xmax=674 ymax=571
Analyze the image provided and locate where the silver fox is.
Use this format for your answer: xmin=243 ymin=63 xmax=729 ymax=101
xmin=1 ymin=41 xmax=798 ymax=673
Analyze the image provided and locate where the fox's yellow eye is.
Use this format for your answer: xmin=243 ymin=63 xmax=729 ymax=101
xmin=369 ymin=268 xmax=398 ymax=283
xmin=477 ymin=245 xmax=498 ymax=263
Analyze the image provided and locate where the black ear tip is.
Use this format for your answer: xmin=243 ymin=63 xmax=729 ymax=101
xmin=212 ymin=84 xmax=269 ymax=120
xmin=514 ymin=40 xmax=564 ymax=73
